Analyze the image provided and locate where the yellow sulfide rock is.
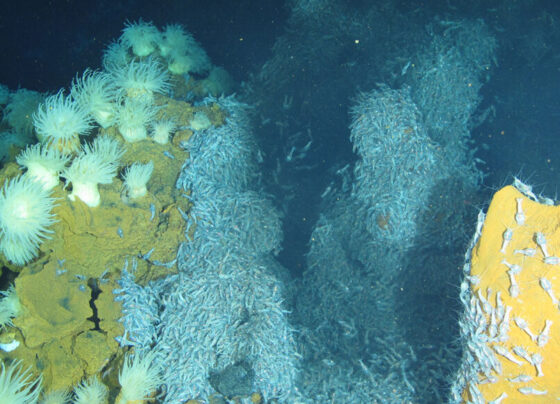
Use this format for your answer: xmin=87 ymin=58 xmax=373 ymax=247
xmin=462 ymin=185 xmax=560 ymax=402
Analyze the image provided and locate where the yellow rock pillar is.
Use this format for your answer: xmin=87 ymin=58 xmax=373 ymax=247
xmin=459 ymin=185 xmax=560 ymax=402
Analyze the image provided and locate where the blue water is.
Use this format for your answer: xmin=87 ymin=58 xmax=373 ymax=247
xmin=2 ymin=1 xmax=560 ymax=402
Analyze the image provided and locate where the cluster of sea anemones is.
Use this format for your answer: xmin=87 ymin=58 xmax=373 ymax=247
xmin=5 ymin=16 xmax=222 ymax=166
xmin=0 ymin=18 xmax=217 ymax=267
xmin=0 ymin=135 xmax=126 ymax=266
xmin=0 ymin=348 xmax=161 ymax=404
xmin=23 ymin=18 xmax=221 ymax=162
xmin=115 ymin=20 xmax=211 ymax=76
xmin=0 ymin=17 xmax=221 ymax=400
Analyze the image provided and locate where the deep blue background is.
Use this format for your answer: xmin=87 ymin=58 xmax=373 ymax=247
xmin=0 ymin=1 xmax=287 ymax=91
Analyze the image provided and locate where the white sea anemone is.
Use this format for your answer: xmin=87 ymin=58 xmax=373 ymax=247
xmin=120 ymin=20 xmax=160 ymax=57
xmin=115 ymin=351 xmax=161 ymax=404
xmin=0 ymin=285 xmax=22 ymax=329
xmin=72 ymin=376 xmax=107 ymax=404
xmin=16 ymin=144 xmax=70 ymax=191
xmin=167 ymin=41 xmax=211 ymax=76
xmin=32 ymin=90 xmax=93 ymax=153
xmin=122 ymin=161 xmax=154 ymax=199
xmin=0 ymin=360 xmax=42 ymax=403
xmin=40 ymin=388 xmax=70 ymax=404
xmin=158 ymin=24 xmax=195 ymax=57
xmin=167 ymin=53 xmax=195 ymax=76
xmin=151 ymin=119 xmax=176 ymax=144
xmin=102 ymin=40 xmax=131 ymax=70
xmin=0 ymin=175 xmax=56 ymax=265
xmin=201 ymin=66 xmax=235 ymax=97
xmin=189 ymin=111 xmax=212 ymax=131
xmin=71 ymin=69 xmax=118 ymax=128
xmin=116 ymin=98 xmax=158 ymax=143
xmin=159 ymin=24 xmax=211 ymax=76
xmin=82 ymin=135 xmax=126 ymax=164
xmin=110 ymin=58 xmax=170 ymax=100
xmin=63 ymin=137 xmax=122 ymax=207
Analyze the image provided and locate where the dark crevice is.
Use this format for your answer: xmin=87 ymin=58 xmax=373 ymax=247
xmin=86 ymin=278 xmax=102 ymax=331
